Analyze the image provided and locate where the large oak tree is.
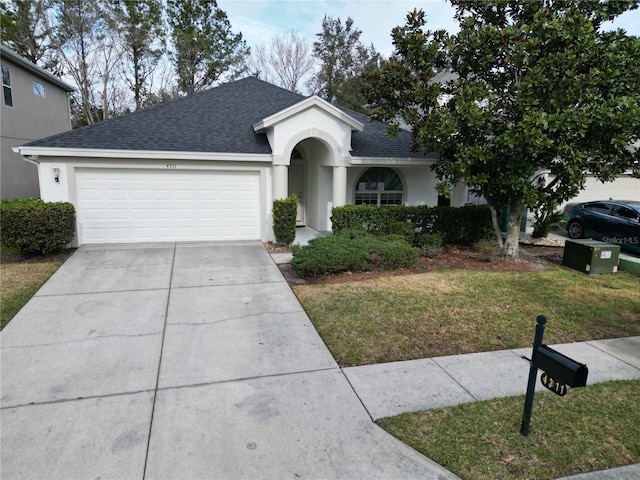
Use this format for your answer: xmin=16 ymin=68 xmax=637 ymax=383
xmin=366 ymin=1 xmax=640 ymax=258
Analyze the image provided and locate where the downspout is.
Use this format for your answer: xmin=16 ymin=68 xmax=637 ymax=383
xmin=12 ymin=147 xmax=39 ymax=166
xmin=67 ymin=92 xmax=72 ymax=130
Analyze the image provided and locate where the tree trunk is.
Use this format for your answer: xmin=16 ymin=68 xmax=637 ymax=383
xmin=488 ymin=203 xmax=504 ymax=249
xmin=502 ymin=201 xmax=523 ymax=259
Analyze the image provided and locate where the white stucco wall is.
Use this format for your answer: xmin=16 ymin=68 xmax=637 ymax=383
xmin=560 ymin=175 xmax=640 ymax=206
xmin=36 ymin=156 xmax=273 ymax=246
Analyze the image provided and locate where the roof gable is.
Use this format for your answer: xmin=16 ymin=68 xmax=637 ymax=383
xmin=253 ymin=96 xmax=363 ymax=132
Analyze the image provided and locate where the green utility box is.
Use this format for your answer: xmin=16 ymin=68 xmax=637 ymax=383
xmin=562 ymin=239 xmax=620 ymax=275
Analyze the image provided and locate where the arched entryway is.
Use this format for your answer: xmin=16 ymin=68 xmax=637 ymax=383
xmin=287 ymin=137 xmax=337 ymax=232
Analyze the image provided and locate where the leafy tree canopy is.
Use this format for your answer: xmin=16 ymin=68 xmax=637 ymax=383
xmin=0 ymin=0 xmax=58 ymax=73
xmin=366 ymin=0 xmax=640 ymax=258
xmin=167 ymin=0 xmax=249 ymax=95
xmin=112 ymin=0 xmax=164 ymax=110
xmin=311 ymin=15 xmax=381 ymax=113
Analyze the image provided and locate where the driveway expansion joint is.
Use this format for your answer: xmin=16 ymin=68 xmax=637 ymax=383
xmin=339 ymin=367 xmax=375 ymax=422
xmin=34 ymin=287 xmax=171 ymax=298
xmin=156 ymin=366 xmax=341 ymax=393
xmin=0 ymin=388 xmax=157 ymax=410
xmin=142 ymin=243 xmax=176 ymax=479
xmin=0 ymin=332 xmax=164 ymax=350
xmin=167 ymin=309 xmax=305 ymax=327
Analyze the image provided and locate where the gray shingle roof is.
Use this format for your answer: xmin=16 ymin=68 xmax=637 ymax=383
xmin=26 ymin=76 xmax=427 ymax=158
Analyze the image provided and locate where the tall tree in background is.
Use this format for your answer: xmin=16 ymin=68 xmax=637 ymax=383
xmin=113 ymin=0 xmax=164 ymax=110
xmin=310 ymin=15 xmax=381 ymax=112
xmin=250 ymin=31 xmax=315 ymax=93
xmin=167 ymin=0 xmax=249 ymax=95
xmin=366 ymin=2 xmax=640 ymax=259
xmin=51 ymin=0 xmax=107 ymax=126
xmin=0 ymin=0 xmax=58 ymax=72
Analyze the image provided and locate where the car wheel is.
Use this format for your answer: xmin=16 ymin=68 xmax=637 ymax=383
xmin=567 ymin=220 xmax=584 ymax=239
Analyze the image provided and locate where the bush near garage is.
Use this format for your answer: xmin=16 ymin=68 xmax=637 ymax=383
xmin=272 ymin=194 xmax=298 ymax=246
xmin=0 ymin=199 xmax=76 ymax=254
xmin=291 ymin=229 xmax=420 ymax=277
xmin=330 ymin=205 xmax=493 ymax=246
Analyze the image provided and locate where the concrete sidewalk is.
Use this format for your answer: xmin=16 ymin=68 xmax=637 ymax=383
xmin=343 ymin=336 xmax=640 ymax=421
xmin=1 ymin=242 xmax=458 ymax=480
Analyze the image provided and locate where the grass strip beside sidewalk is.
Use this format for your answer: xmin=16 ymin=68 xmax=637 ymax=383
xmin=377 ymin=379 xmax=640 ymax=480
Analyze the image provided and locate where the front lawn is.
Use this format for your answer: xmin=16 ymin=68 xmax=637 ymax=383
xmin=378 ymin=379 xmax=640 ymax=480
xmin=294 ymin=264 xmax=640 ymax=366
xmin=0 ymin=247 xmax=72 ymax=330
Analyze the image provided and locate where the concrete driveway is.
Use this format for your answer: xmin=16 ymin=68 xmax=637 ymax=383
xmin=0 ymin=242 xmax=458 ymax=480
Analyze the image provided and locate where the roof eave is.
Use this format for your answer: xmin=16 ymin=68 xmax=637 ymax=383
xmin=349 ymin=155 xmax=437 ymax=166
xmin=1 ymin=45 xmax=76 ymax=92
xmin=16 ymin=146 xmax=274 ymax=162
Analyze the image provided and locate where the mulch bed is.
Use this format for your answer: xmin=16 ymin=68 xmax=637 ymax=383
xmin=266 ymin=242 xmax=566 ymax=286
xmin=0 ymin=249 xmax=76 ymax=265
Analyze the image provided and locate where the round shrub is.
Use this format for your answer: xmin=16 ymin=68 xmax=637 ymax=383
xmin=291 ymin=229 xmax=419 ymax=277
xmin=1 ymin=199 xmax=76 ymax=254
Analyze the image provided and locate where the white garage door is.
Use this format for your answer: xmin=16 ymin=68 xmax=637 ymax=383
xmin=76 ymin=168 xmax=261 ymax=244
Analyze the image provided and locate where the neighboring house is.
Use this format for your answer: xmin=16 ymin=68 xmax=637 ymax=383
xmin=17 ymin=76 xmax=464 ymax=246
xmin=1 ymin=45 xmax=74 ymax=200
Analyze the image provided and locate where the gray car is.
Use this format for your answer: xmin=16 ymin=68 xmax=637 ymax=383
xmin=564 ymin=200 xmax=640 ymax=254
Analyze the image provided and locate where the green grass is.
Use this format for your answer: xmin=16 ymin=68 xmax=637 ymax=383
xmin=377 ymin=380 xmax=640 ymax=480
xmin=294 ymin=264 xmax=640 ymax=366
xmin=1 ymin=248 xmax=67 ymax=329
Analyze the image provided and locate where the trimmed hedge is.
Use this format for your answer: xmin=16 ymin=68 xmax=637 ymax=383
xmin=272 ymin=194 xmax=298 ymax=245
xmin=1 ymin=199 xmax=76 ymax=254
xmin=291 ymin=229 xmax=420 ymax=277
xmin=331 ymin=205 xmax=493 ymax=245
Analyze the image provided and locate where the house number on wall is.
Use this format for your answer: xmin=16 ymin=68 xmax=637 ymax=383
xmin=166 ymin=163 xmax=177 ymax=169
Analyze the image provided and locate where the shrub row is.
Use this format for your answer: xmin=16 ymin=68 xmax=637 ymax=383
xmin=1 ymin=199 xmax=76 ymax=254
xmin=291 ymin=229 xmax=420 ymax=277
xmin=331 ymin=205 xmax=493 ymax=245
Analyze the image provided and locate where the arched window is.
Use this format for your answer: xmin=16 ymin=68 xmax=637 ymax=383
xmin=355 ymin=167 xmax=403 ymax=206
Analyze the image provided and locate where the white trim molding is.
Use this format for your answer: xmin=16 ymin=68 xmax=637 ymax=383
xmin=349 ymin=156 xmax=437 ymax=167
xmin=16 ymin=146 xmax=273 ymax=163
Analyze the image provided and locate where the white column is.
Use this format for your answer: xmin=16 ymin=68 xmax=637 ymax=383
xmin=332 ymin=165 xmax=347 ymax=207
xmin=273 ymin=165 xmax=288 ymax=200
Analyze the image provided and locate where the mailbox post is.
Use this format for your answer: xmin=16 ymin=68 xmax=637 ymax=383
xmin=520 ymin=315 xmax=547 ymax=436
xmin=520 ymin=315 xmax=588 ymax=436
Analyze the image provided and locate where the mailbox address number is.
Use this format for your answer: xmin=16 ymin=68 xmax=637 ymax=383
xmin=540 ymin=372 xmax=567 ymax=396
xmin=166 ymin=163 xmax=177 ymax=169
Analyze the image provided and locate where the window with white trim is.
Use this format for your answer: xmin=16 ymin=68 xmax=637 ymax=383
xmin=355 ymin=167 xmax=403 ymax=206
xmin=2 ymin=65 xmax=13 ymax=107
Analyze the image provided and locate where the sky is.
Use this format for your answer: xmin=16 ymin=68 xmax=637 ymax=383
xmin=218 ymin=0 xmax=640 ymax=57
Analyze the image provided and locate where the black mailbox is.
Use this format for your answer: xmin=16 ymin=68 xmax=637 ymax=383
xmin=533 ymin=345 xmax=588 ymax=388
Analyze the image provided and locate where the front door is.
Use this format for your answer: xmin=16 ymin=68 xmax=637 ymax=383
xmin=289 ymin=158 xmax=306 ymax=226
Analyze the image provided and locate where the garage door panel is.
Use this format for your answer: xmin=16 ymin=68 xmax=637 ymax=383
xmin=76 ymin=169 xmax=261 ymax=244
